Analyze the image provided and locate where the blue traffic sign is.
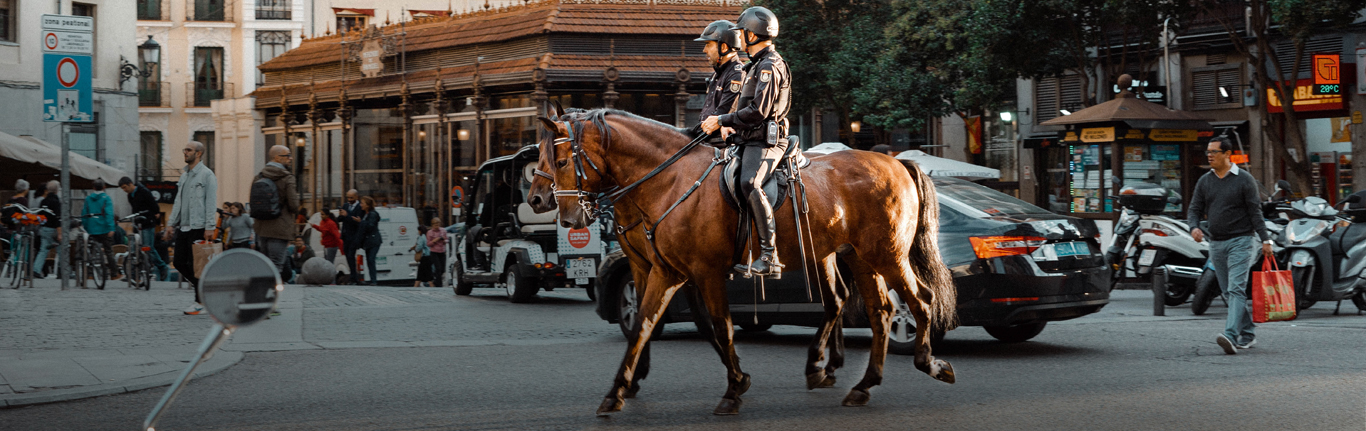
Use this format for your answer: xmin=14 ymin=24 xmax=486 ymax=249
xmin=43 ymin=53 xmax=92 ymax=123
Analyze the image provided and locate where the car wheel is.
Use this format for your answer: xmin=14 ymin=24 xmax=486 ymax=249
xmin=886 ymin=290 xmax=944 ymax=355
xmin=504 ymin=264 xmax=537 ymax=303
xmin=584 ymin=279 xmax=596 ymax=301
xmin=984 ymin=322 xmax=1047 ymax=343
xmin=1291 ymin=266 xmax=1317 ymax=310
xmin=615 ymin=279 xmax=663 ymax=340
xmin=1190 ymin=268 xmax=1219 ymax=316
xmin=451 ymin=256 xmax=473 ymax=296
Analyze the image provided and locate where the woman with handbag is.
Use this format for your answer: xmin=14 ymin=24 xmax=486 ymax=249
xmin=359 ymin=196 xmax=382 ymax=285
xmin=411 ymin=225 xmax=432 ymax=287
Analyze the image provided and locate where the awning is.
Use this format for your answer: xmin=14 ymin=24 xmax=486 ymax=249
xmin=332 ymin=7 xmax=375 ymax=16
xmin=894 ymin=150 xmax=1001 ymax=180
xmin=0 ymin=130 xmax=129 ymax=189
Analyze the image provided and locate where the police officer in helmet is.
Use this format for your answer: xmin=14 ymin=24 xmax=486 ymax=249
xmin=690 ymin=20 xmax=745 ymax=139
xmin=700 ymin=6 xmax=791 ymax=276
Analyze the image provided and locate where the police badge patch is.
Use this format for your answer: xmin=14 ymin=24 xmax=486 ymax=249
xmin=728 ymin=80 xmax=741 ymax=93
xmin=759 ymin=70 xmax=772 ymax=83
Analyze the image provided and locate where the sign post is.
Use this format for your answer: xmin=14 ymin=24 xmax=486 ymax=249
xmin=41 ymin=14 xmax=94 ymax=290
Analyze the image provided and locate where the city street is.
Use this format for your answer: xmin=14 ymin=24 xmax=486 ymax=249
xmin=1 ymin=281 xmax=1364 ymax=430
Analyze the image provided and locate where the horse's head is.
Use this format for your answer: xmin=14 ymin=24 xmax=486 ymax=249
xmin=532 ymin=110 xmax=612 ymax=229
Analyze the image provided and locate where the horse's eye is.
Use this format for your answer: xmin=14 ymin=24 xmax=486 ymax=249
xmin=556 ymin=159 xmax=569 ymax=168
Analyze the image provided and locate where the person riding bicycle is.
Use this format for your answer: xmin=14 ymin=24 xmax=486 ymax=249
xmin=82 ymin=179 xmax=122 ymax=281
xmin=700 ymin=6 xmax=791 ymax=277
xmin=119 ymin=177 xmax=169 ymax=280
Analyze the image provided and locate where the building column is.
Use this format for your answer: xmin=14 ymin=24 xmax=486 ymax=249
xmin=675 ymin=68 xmax=691 ymax=128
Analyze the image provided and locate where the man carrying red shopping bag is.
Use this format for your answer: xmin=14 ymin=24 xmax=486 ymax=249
xmin=1251 ymin=257 xmax=1296 ymax=323
xmin=1187 ymin=137 xmax=1274 ymax=355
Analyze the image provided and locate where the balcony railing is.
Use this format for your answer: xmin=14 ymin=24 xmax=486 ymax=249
xmin=255 ymin=0 xmax=290 ymax=19
xmin=139 ymin=82 xmax=170 ymax=107
xmin=188 ymin=82 xmax=234 ymax=107
xmin=187 ymin=0 xmax=234 ymax=22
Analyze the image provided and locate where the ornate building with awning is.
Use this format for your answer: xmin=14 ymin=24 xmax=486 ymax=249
xmin=212 ymin=0 xmax=742 ymax=218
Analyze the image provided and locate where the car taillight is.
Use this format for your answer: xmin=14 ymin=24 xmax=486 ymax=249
xmin=969 ymin=236 xmax=1045 ymax=259
xmin=544 ymin=262 xmax=555 ymax=269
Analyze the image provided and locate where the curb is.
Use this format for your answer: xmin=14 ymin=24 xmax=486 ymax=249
xmin=0 ymin=351 xmax=244 ymax=409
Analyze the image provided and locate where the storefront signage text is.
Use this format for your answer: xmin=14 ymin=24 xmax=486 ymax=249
xmin=1312 ymin=54 xmax=1341 ymax=95
xmin=1148 ymin=129 xmax=1198 ymax=142
xmin=1267 ymin=79 xmax=1346 ymax=113
xmin=1123 ymin=129 xmax=1145 ymax=140
xmin=360 ymin=39 xmax=385 ymax=78
xmin=1080 ymin=127 xmax=1114 ymax=143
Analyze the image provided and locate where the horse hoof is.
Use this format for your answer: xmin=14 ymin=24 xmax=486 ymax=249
xmin=841 ymin=389 xmax=870 ymax=407
xmin=623 ymin=382 xmax=641 ymax=399
xmin=806 ymin=371 xmax=836 ymax=390
xmin=596 ymin=396 xmax=623 ymax=417
xmin=713 ymin=397 xmax=742 ymax=415
xmin=932 ymin=360 xmax=956 ymax=384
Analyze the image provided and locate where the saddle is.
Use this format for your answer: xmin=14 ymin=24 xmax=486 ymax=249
xmin=718 ymin=136 xmax=810 ymax=270
xmin=717 ymin=136 xmax=810 ymax=212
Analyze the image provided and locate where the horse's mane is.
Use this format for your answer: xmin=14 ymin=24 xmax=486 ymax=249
xmin=560 ymin=107 xmax=690 ymax=150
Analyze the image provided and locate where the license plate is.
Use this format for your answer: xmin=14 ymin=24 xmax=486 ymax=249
xmin=567 ymin=258 xmax=595 ymax=279
xmin=1138 ymin=248 xmax=1157 ymax=266
xmin=1054 ymin=241 xmax=1090 ymax=257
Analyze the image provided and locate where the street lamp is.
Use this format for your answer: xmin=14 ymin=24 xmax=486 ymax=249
xmin=999 ymin=111 xmax=1013 ymax=123
xmin=457 ymin=129 xmax=470 ymax=141
xmin=850 ymin=121 xmax=862 ymax=133
xmin=121 ymin=36 xmax=159 ymax=85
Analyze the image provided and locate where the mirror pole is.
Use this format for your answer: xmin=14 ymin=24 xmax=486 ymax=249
xmin=143 ymin=324 xmax=235 ymax=431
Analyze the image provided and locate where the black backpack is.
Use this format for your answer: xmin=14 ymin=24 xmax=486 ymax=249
xmin=249 ymin=177 xmax=283 ymax=220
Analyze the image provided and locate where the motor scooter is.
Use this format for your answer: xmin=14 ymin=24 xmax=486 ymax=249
xmin=1277 ymin=180 xmax=1366 ymax=313
xmin=1106 ymin=183 xmax=1207 ymax=305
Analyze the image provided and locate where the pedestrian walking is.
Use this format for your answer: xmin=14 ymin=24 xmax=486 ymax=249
xmin=1187 ymin=136 xmax=1274 ymax=354
xmin=311 ymin=208 xmax=341 ymax=263
xmin=82 ymin=179 xmax=122 ymax=281
xmin=412 ymin=225 xmax=431 ymax=287
xmin=166 ymin=141 xmax=218 ymax=315
xmin=339 ymin=190 xmax=364 ymax=284
xmin=426 ymin=217 xmax=447 ymax=287
xmin=251 ymin=145 xmax=301 ymax=283
xmin=359 ymin=196 xmax=382 ymax=285
xmin=31 ymin=181 xmax=61 ymax=278
xmin=118 ymin=177 xmax=169 ymax=280
xmin=287 ymin=236 xmax=315 ymax=283
xmin=222 ymin=203 xmax=254 ymax=249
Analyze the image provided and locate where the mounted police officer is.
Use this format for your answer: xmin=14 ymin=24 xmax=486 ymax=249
xmin=700 ymin=6 xmax=791 ymax=277
xmin=690 ymin=20 xmax=745 ymax=139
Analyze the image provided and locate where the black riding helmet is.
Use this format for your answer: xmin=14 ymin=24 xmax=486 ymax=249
xmin=696 ymin=20 xmax=741 ymax=55
xmin=731 ymin=6 xmax=778 ymax=40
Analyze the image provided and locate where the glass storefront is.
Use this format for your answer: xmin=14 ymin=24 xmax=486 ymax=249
xmin=353 ymin=108 xmax=405 ymax=205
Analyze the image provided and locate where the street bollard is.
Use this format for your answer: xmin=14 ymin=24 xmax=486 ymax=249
xmin=1151 ymin=266 xmax=1166 ymax=316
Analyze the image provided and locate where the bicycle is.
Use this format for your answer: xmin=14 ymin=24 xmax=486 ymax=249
xmin=70 ymin=212 xmax=110 ymax=290
xmin=3 ymin=204 xmax=52 ymax=289
xmin=119 ymin=212 xmax=155 ymax=290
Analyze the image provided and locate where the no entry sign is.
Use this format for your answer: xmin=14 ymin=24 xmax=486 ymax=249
xmin=41 ymin=14 xmax=92 ymax=123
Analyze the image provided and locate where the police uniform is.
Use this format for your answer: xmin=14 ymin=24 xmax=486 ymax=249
xmin=718 ymin=45 xmax=790 ymax=275
xmin=702 ymin=59 xmax=746 ymax=121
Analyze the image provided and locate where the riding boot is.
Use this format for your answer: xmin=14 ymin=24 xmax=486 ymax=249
xmin=734 ymin=189 xmax=783 ymax=276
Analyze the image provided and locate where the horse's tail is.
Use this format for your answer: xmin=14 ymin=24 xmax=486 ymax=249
xmin=899 ymin=160 xmax=959 ymax=331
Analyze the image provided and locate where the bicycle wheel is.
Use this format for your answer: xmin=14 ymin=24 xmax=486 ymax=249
xmin=124 ymin=250 xmax=141 ymax=289
xmin=139 ymin=252 xmax=153 ymax=290
xmin=10 ymin=235 xmax=30 ymax=288
xmin=88 ymin=243 xmax=107 ymax=290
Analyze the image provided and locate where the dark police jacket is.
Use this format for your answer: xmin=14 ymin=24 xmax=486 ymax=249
xmin=689 ymin=57 xmax=745 ymax=138
xmin=718 ymin=46 xmax=791 ymax=145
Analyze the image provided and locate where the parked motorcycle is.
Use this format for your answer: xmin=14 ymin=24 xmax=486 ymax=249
xmin=1277 ymin=180 xmax=1366 ymax=312
xmin=1107 ymin=183 xmax=1207 ymax=305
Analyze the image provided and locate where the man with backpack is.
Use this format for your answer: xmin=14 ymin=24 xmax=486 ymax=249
xmin=252 ymin=145 xmax=300 ymax=283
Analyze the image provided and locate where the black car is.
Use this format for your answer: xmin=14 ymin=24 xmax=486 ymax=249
xmin=594 ymin=177 xmax=1110 ymax=350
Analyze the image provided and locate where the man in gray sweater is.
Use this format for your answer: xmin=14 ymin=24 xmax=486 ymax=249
xmin=1186 ymin=137 xmax=1274 ymax=355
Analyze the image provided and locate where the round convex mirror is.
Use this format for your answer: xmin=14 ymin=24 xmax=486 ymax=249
xmin=200 ymin=249 xmax=282 ymax=327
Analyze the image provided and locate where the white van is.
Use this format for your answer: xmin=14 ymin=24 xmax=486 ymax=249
xmin=351 ymin=206 xmax=420 ymax=283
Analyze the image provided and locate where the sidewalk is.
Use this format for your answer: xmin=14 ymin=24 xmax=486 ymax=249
xmin=0 ymin=277 xmax=306 ymax=408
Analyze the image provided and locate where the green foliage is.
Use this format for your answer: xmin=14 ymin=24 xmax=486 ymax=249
xmin=1269 ymin=0 xmax=1366 ymax=44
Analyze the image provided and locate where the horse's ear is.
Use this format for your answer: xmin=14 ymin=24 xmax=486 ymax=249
xmin=537 ymin=117 xmax=562 ymax=136
xmin=551 ymin=101 xmax=565 ymax=119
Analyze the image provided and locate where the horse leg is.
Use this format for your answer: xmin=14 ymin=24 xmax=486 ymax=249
xmin=841 ymin=255 xmax=891 ymax=407
xmin=685 ymin=283 xmax=724 ymax=356
xmin=694 ymin=276 xmax=751 ymax=415
xmin=598 ymin=270 xmax=684 ymax=416
xmin=806 ymin=257 xmax=843 ymax=390
xmin=886 ymin=261 xmax=955 ymax=384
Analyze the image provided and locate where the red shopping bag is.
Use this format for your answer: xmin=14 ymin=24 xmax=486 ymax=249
xmin=1251 ymin=256 xmax=1296 ymax=323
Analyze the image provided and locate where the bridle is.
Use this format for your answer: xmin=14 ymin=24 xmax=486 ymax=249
xmin=533 ymin=115 xmax=710 ymax=222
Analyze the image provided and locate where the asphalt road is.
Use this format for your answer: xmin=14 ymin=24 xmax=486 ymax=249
xmin=3 ymin=287 xmax=1365 ymax=430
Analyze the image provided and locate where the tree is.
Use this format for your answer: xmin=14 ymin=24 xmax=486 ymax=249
xmin=1203 ymin=0 xmax=1366 ymax=194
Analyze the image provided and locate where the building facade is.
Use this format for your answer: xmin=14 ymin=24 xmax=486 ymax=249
xmin=0 ymin=0 xmax=138 ymax=177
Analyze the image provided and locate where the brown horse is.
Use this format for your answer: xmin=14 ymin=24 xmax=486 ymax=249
xmin=527 ymin=108 xmax=957 ymax=416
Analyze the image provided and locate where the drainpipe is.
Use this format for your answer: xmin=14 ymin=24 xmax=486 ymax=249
xmin=1163 ymin=17 xmax=1172 ymax=109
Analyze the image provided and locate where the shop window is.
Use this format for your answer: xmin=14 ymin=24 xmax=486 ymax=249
xmin=1067 ymin=144 xmax=1111 ymax=214
xmin=492 ymin=94 xmax=531 ymax=110
xmin=140 ymin=132 xmax=163 ymax=181
xmin=549 ymin=93 xmax=602 ymax=110
xmin=1120 ymin=143 xmax=1184 ymax=213
xmin=0 ymin=0 xmax=13 ymax=43
xmin=613 ymin=93 xmax=676 ymax=125
xmin=490 ymin=116 xmax=536 ymax=159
